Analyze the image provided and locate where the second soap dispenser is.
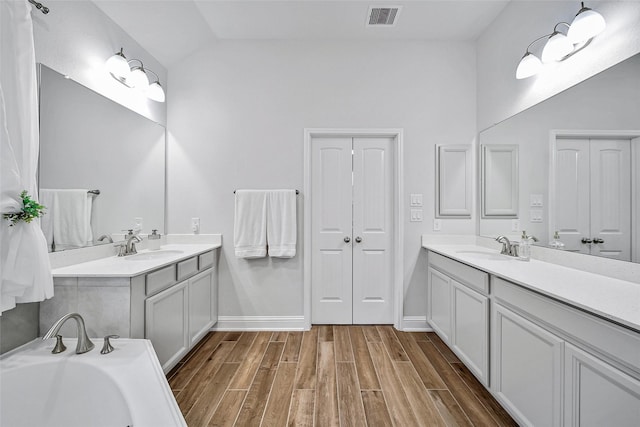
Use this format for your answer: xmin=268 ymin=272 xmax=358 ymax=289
xmin=148 ymin=229 xmax=161 ymax=250
xmin=518 ymin=230 xmax=531 ymax=261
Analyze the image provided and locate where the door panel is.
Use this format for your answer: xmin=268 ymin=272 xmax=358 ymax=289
xmin=311 ymin=137 xmax=353 ymax=324
xmin=555 ymin=139 xmax=590 ymax=254
xmin=590 ymin=139 xmax=631 ymax=261
xmin=311 ymin=135 xmax=394 ymax=325
xmin=353 ymin=137 xmax=393 ymax=324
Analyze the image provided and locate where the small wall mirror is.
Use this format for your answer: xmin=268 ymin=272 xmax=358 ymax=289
xmin=38 ymin=64 xmax=166 ymax=252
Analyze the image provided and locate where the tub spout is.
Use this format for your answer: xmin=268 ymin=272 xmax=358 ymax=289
xmin=43 ymin=313 xmax=95 ymax=354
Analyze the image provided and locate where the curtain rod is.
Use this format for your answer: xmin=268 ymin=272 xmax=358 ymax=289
xmin=28 ymin=0 xmax=49 ymax=15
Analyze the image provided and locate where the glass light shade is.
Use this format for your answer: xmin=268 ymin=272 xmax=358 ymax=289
xmin=541 ymin=32 xmax=574 ymax=63
xmin=516 ymin=52 xmax=543 ymax=79
xmin=567 ymin=7 xmax=606 ymax=43
xmin=128 ymin=67 xmax=149 ymax=90
xmin=105 ymin=52 xmax=130 ymax=80
xmin=147 ymin=81 xmax=165 ymax=102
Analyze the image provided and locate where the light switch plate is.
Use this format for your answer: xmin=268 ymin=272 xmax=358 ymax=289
xmin=530 ymin=209 xmax=543 ymax=223
xmin=511 ymin=219 xmax=520 ymax=231
xmin=530 ymin=194 xmax=543 ymax=207
xmin=410 ymin=194 xmax=423 ymax=207
xmin=134 ymin=217 xmax=143 ymax=233
xmin=191 ymin=217 xmax=200 ymax=234
xmin=410 ymin=209 xmax=423 ymax=222
xmin=433 ymin=218 xmax=441 ymax=231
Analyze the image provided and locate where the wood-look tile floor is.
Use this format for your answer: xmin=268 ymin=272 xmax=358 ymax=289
xmin=167 ymin=326 xmax=517 ymax=427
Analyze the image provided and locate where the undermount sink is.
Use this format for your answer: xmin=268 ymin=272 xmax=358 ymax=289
xmin=124 ymin=250 xmax=184 ymax=261
xmin=455 ymin=250 xmax=511 ymax=261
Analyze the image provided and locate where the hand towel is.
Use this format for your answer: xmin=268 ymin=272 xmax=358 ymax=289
xmin=46 ymin=189 xmax=93 ymax=250
xmin=234 ymin=190 xmax=268 ymax=258
xmin=267 ymin=190 xmax=297 ymax=258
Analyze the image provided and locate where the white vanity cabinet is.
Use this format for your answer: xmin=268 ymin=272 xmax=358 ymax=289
xmin=492 ymin=302 xmax=563 ymax=427
xmin=427 ymin=252 xmax=490 ymax=385
xmin=492 ymin=276 xmax=640 ymax=427
xmin=42 ymin=247 xmax=219 ymax=374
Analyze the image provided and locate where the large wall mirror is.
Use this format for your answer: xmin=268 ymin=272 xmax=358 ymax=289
xmin=479 ymin=53 xmax=640 ymax=263
xmin=38 ymin=64 xmax=166 ymax=252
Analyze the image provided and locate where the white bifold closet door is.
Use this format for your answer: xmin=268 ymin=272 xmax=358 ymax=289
xmin=311 ymin=136 xmax=393 ymax=324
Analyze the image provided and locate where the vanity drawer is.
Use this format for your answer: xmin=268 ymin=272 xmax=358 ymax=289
xmin=198 ymin=251 xmax=215 ymax=270
xmin=428 ymin=251 xmax=489 ymax=294
xmin=146 ymin=264 xmax=177 ymax=296
xmin=177 ymin=257 xmax=198 ymax=281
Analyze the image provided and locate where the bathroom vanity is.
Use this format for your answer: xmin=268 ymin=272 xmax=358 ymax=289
xmin=424 ymin=241 xmax=640 ymax=427
xmin=41 ymin=244 xmax=220 ymax=373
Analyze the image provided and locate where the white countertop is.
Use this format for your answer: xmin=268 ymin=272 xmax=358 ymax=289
xmin=423 ymin=244 xmax=640 ymax=333
xmin=51 ymin=243 xmax=220 ymax=278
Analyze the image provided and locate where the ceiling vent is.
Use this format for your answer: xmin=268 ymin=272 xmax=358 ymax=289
xmin=367 ymin=6 xmax=401 ymax=26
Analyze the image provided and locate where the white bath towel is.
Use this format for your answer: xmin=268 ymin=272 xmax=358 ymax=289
xmin=234 ymin=190 xmax=268 ymax=258
xmin=267 ymin=190 xmax=297 ymax=258
xmin=41 ymin=189 xmax=93 ymax=250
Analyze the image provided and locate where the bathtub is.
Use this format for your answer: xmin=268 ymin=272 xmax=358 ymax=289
xmin=0 ymin=338 xmax=186 ymax=427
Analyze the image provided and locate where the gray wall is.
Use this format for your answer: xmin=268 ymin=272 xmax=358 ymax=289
xmin=0 ymin=303 xmax=39 ymax=354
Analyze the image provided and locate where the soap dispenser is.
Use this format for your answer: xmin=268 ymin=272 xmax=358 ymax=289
xmin=550 ymin=231 xmax=565 ymax=250
xmin=518 ymin=230 xmax=531 ymax=261
xmin=148 ymin=229 xmax=161 ymax=250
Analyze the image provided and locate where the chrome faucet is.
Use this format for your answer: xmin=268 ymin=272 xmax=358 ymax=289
xmin=496 ymin=235 xmax=518 ymax=257
xmin=116 ymin=229 xmax=143 ymax=256
xmin=97 ymin=234 xmax=113 ymax=243
xmin=43 ymin=313 xmax=95 ymax=354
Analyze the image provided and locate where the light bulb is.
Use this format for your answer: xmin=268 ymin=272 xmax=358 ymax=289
xmin=129 ymin=67 xmax=149 ymax=90
xmin=147 ymin=81 xmax=165 ymax=102
xmin=516 ymin=52 xmax=543 ymax=79
xmin=541 ymin=32 xmax=574 ymax=63
xmin=568 ymin=5 xmax=606 ymax=43
xmin=105 ymin=50 xmax=130 ymax=81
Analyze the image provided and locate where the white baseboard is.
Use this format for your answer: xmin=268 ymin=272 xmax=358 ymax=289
xmin=211 ymin=316 xmax=306 ymax=331
xmin=401 ymin=315 xmax=433 ymax=332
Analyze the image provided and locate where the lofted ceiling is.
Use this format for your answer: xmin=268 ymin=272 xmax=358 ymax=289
xmin=92 ymin=0 xmax=510 ymax=67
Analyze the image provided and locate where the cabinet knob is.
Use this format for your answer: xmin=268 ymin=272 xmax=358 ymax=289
xmin=344 ymin=236 xmax=351 ymax=243
xmin=593 ymin=238 xmax=604 ymax=244
xmin=355 ymin=236 xmax=363 ymax=243
xmin=581 ymin=238 xmax=593 ymax=244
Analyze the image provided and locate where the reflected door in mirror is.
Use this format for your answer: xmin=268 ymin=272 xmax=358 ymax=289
xmin=554 ymin=137 xmax=631 ymax=261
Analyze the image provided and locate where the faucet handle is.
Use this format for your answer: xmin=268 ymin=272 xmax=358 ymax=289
xmin=52 ymin=335 xmax=67 ymax=354
xmin=101 ymin=335 xmax=119 ymax=355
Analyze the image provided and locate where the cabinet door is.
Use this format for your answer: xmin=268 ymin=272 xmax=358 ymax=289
xmin=145 ymin=280 xmax=189 ymax=373
xmin=451 ymin=280 xmax=489 ymax=385
xmin=427 ymin=267 xmax=451 ymax=342
xmin=188 ymin=269 xmax=215 ymax=346
xmin=565 ymin=343 xmax=640 ymax=427
xmin=492 ymin=303 xmax=563 ymax=427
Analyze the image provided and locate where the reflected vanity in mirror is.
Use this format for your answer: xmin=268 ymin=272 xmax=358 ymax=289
xmin=479 ymin=53 xmax=640 ymax=263
xmin=38 ymin=64 xmax=166 ymax=252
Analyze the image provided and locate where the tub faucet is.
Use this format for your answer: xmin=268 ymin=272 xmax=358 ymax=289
xmin=43 ymin=313 xmax=95 ymax=354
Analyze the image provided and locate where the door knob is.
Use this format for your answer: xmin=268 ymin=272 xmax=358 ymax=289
xmin=344 ymin=236 xmax=351 ymax=243
xmin=593 ymin=238 xmax=605 ymax=244
xmin=581 ymin=238 xmax=593 ymax=244
xmin=355 ymin=236 xmax=362 ymax=243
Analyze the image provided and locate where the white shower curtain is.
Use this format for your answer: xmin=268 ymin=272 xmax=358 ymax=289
xmin=0 ymin=0 xmax=53 ymax=314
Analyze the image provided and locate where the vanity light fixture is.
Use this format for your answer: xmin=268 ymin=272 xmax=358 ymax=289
xmin=516 ymin=2 xmax=606 ymax=79
xmin=105 ymin=48 xmax=165 ymax=102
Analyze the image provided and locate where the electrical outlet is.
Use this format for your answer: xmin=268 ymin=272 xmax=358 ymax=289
xmin=530 ymin=209 xmax=544 ymax=223
xmin=511 ymin=219 xmax=520 ymax=232
xmin=191 ymin=217 xmax=200 ymax=234
xmin=134 ymin=217 xmax=143 ymax=233
xmin=433 ymin=219 xmax=442 ymax=231
xmin=410 ymin=194 xmax=423 ymax=207
xmin=410 ymin=209 xmax=423 ymax=222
